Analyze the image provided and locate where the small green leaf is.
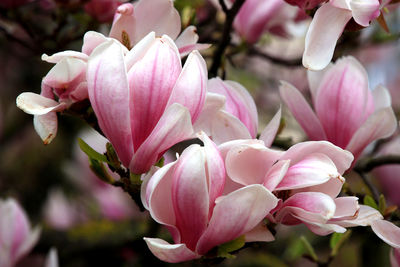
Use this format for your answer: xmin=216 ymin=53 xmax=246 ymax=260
xmin=330 ymin=230 xmax=352 ymax=257
xmin=78 ymin=138 xmax=110 ymax=164
xmin=217 ymin=235 xmax=245 ymax=259
xmin=363 ymin=195 xmax=378 ymax=210
xmin=300 ymin=236 xmax=318 ymax=262
xmin=379 ymin=194 xmax=387 ymax=214
xmin=106 ymin=142 xmax=120 ymax=169
xmin=88 ymin=158 xmax=115 ymax=184
xmin=155 ymin=156 xmax=165 ymax=168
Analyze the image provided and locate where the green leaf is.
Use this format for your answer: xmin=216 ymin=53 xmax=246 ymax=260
xmin=217 ymin=235 xmax=246 ymax=259
xmin=106 ymin=142 xmax=120 ymax=169
xmin=379 ymin=194 xmax=387 ymax=214
xmin=78 ymin=138 xmax=110 ymax=164
xmin=363 ymin=195 xmax=378 ymax=210
xmin=155 ymin=156 xmax=165 ymax=168
xmin=300 ymin=236 xmax=318 ymax=262
xmin=88 ymin=158 xmax=115 ymax=184
xmin=330 ymin=230 xmax=352 ymax=257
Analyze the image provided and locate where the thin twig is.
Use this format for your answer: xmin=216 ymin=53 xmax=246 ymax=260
xmin=209 ymin=0 xmax=246 ymax=77
xmin=355 ymin=170 xmax=380 ymax=203
xmin=247 ymin=47 xmax=303 ymax=67
xmin=354 ymin=154 xmax=400 ymax=173
xmin=218 ymin=0 xmax=228 ymax=13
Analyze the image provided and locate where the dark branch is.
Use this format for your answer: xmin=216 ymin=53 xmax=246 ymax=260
xmin=209 ymin=0 xmax=246 ymax=77
xmin=354 ymin=154 xmax=400 ymax=173
xmin=247 ymin=47 xmax=303 ymax=67
xmin=355 ymin=170 xmax=380 ymax=203
xmin=218 ymin=0 xmax=228 ymax=13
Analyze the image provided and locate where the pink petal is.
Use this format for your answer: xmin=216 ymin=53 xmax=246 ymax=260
xmin=33 ymin=113 xmax=58 ymax=145
xmin=193 ymin=92 xmax=225 ymax=136
xmin=259 ymin=108 xmax=281 ymax=147
xmin=196 ymin=185 xmax=278 ymax=255
xmin=303 ymin=3 xmax=353 ymax=70
xmin=43 ymin=58 xmax=86 ymax=88
xmin=109 ymin=3 xmax=135 ymax=46
xmin=280 ymin=141 xmax=354 ymax=174
xmin=210 ymin=110 xmax=253 ymax=144
xmin=128 ymin=38 xmax=182 ymax=151
xmin=371 ymin=220 xmax=400 ymax=249
xmin=303 ymin=221 xmax=347 ymax=236
xmin=82 ymin=31 xmax=109 ymax=55
xmin=130 ymin=103 xmax=194 ymax=174
xmin=172 ymin=145 xmax=209 ymax=250
xmin=245 ymin=222 xmax=275 ymax=242
xmin=292 ymin=175 xmax=345 ymax=199
xmin=225 ymin=143 xmax=282 ymax=185
xmin=125 ymin=32 xmax=156 ymax=70
xmin=16 ymin=93 xmax=65 ymax=115
xmin=372 ymin=85 xmax=392 ymax=111
xmin=87 ymin=40 xmax=133 ymax=167
xmin=275 ymin=153 xmax=340 ymax=190
xmin=144 ymin=238 xmax=199 ymax=263
xmin=350 ymin=0 xmax=380 ymax=27
xmin=198 ymin=133 xmax=226 ymax=216
xmin=337 ymin=205 xmax=383 ymax=227
xmin=314 ymin=56 xmax=371 ymax=148
xmin=175 ymin=26 xmax=211 ymax=57
xmin=391 ymin=248 xmax=400 ymax=267
xmin=41 ymin=51 xmax=88 ymax=63
xmin=133 ymin=0 xmax=181 ymax=43
xmin=307 ymin=64 xmax=333 ymax=101
xmin=279 ymin=81 xmax=327 ymax=141
xmin=263 ymin=159 xmax=290 ymax=191
xmin=167 ymin=51 xmax=207 ymax=123
xmin=346 ymin=107 xmax=397 ymax=161
xmin=331 ymin=197 xmax=359 ymax=221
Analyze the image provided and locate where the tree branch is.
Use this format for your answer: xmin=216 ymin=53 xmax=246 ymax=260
xmin=354 ymin=154 xmax=400 ymax=173
xmin=247 ymin=47 xmax=303 ymax=67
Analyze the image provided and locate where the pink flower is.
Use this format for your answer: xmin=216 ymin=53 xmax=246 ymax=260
xmin=280 ymin=56 xmax=397 ymax=162
xmin=141 ymin=133 xmax=278 ymax=263
xmin=303 ymin=0 xmax=381 ymax=70
xmin=0 ymin=198 xmax=40 ymax=267
xmin=84 ymin=0 xmax=122 ymax=23
xmin=284 ymin=0 xmax=325 ymax=9
xmin=87 ymin=34 xmax=207 ymax=174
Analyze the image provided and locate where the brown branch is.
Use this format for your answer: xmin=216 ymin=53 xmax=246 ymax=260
xmin=354 ymin=154 xmax=400 ymax=173
xmin=247 ymin=47 xmax=303 ymax=67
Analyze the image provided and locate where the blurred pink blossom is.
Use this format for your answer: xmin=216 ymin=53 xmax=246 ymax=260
xmin=84 ymin=0 xmax=122 ymax=22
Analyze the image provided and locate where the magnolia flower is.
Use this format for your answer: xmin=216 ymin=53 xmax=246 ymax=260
xmin=0 ymin=198 xmax=40 ymax=267
xmin=84 ymin=0 xmax=122 ymax=22
xmin=87 ymin=34 xmax=207 ymax=174
xmin=280 ymin=56 xmax=397 ymax=162
xmin=142 ymin=133 xmax=278 ymax=263
xmin=303 ymin=0 xmax=381 ymax=70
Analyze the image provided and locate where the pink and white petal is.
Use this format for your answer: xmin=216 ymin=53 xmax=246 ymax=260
xmin=218 ymin=139 xmax=265 ymax=160
xmin=196 ymin=185 xmax=278 ymax=255
xmin=245 ymin=222 xmax=275 ymax=242
xmin=307 ymin=64 xmax=333 ymax=101
xmin=14 ymin=226 xmax=41 ymax=263
xmin=279 ymin=81 xmax=327 ymax=141
xmin=275 ymin=153 xmax=339 ymax=190
xmin=314 ymin=56 xmax=371 ymax=148
xmin=42 ymin=51 xmax=88 ymax=63
xmin=130 ymin=103 xmax=194 ymax=174
xmin=167 ymin=50 xmax=207 ymax=123
xmin=193 ymin=92 xmax=226 ymax=136
xmin=292 ymin=175 xmax=345 ymax=199
xmin=208 ymin=111 xmax=252 ymax=144
xmin=33 ymin=113 xmax=58 ymax=145
xmin=391 ymin=248 xmax=400 ymax=267
xmin=129 ymin=38 xmax=182 ymax=151
xmin=175 ymin=26 xmax=199 ymax=51
xmin=371 ymin=220 xmax=400 ymax=249
xmin=372 ymin=85 xmax=392 ymax=111
xmin=225 ymin=143 xmax=281 ymax=185
xmin=281 ymin=141 xmax=354 ymax=174
xmin=331 ymin=197 xmax=359 ymax=221
xmin=69 ymin=82 xmax=88 ymax=102
xmin=16 ymin=93 xmax=65 ymax=115
xmin=140 ymin=166 xmax=160 ymax=211
xmin=125 ymin=32 xmax=156 ymax=70
xmin=303 ymin=3 xmax=353 ymax=70
xmin=337 ymin=205 xmax=383 ymax=227
xmin=276 ymin=192 xmax=336 ymax=224
xmin=109 ymin=3 xmax=135 ymax=46
xmin=133 ymin=0 xmax=181 ymax=43
xmin=44 ymin=58 xmax=86 ymax=86
xmin=259 ymin=107 xmax=281 ymax=147
xmin=350 ymin=0 xmax=380 ymax=27
xmin=82 ymin=31 xmax=108 ymax=55
xmin=87 ymin=40 xmax=133 ymax=167
xmin=263 ymin=160 xmax=290 ymax=191
xmin=178 ymin=43 xmax=211 ymax=57
xmin=143 ymin=238 xmax=199 ymax=263
xmin=225 ymin=80 xmax=259 ymax=138
xmin=304 ymin=221 xmax=347 ymax=236
xmin=198 ymin=132 xmax=225 ymax=215
xmin=172 ymin=145 xmax=209 ymax=250
xmin=346 ymin=107 xmax=397 ymax=161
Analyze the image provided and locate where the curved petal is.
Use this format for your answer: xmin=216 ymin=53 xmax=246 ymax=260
xmin=167 ymin=51 xmax=207 ymax=123
xmin=144 ymin=238 xmax=199 ymax=263
xmin=372 ymin=84 xmax=392 ymax=111
xmin=307 ymin=64 xmax=333 ymax=101
xmin=303 ymin=3 xmax=352 ymax=70
xmin=129 ymin=37 xmax=182 ymax=151
xmin=259 ymin=107 xmax=281 ymax=147
xmin=279 ymin=81 xmax=327 ymax=141
xmin=371 ymin=219 xmax=400 ymax=249
xmin=193 ymin=92 xmax=226 ymax=136
xmin=245 ymin=222 xmax=275 ymax=242
xmin=196 ymin=185 xmax=278 ymax=255
xmin=133 ymin=0 xmax=181 ymax=43
xmin=346 ymin=107 xmax=397 ymax=161
xmin=42 ymin=51 xmax=88 ymax=63
xmin=330 ymin=197 xmax=359 ymax=221
xmin=292 ymin=175 xmax=345 ymax=198
xmin=275 ymin=153 xmax=340 ymax=190
xmin=350 ymin=0 xmax=380 ymax=27
xmin=87 ymin=40 xmax=133 ymax=167
xmin=225 ymin=143 xmax=282 ymax=185
xmin=43 ymin=58 xmax=86 ymax=88
xmin=280 ymin=141 xmax=354 ymax=174
xmin=130 ymin=103 xmax=194 ymax=174
xmin=109 ymin=3 xmax=135 ymax=47
xmin=33 ymin=113 xmax=58 ymax=145
xmin=263 ymin=159 xmax=290 ymax=191
xmin=82 ymin=31 xmax=109 ymax=55
xmin=125 ymin=32 xmax=156 ymax=70
xmin=336 ymin=205 xmax=382 ymax=227
xmin=16 ymin=93 xmax=65 ymax=115
xmin=172 ymin=145 xmax=209 ymax=250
